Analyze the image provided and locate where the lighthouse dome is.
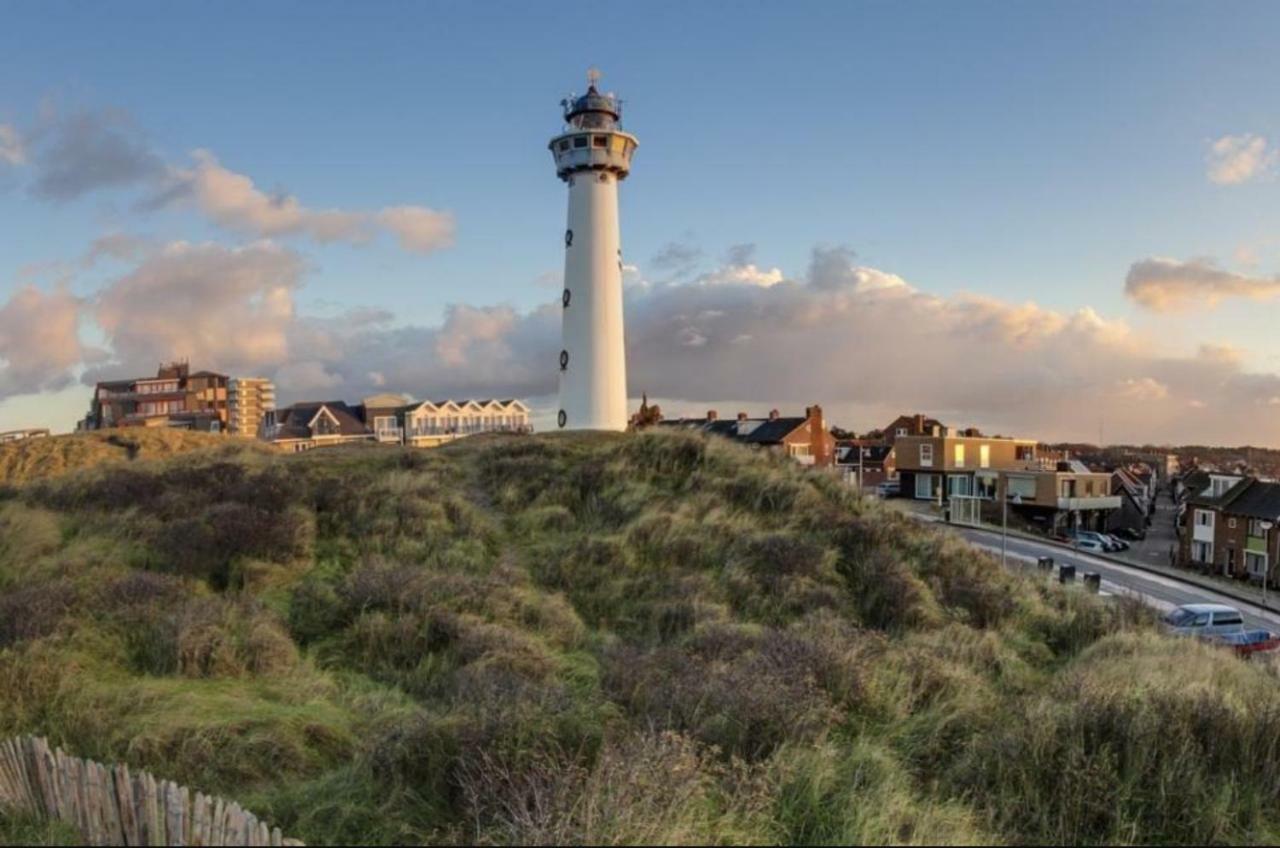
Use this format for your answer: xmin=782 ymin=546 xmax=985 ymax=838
xmin=564 ymin=86 xmax=621 ymax=130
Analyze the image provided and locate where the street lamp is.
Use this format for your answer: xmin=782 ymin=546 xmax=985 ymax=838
xmin=1001 ymin=487 xmax=1023 ymax=569
xmin=1261 ymin=520 xmax=1274 ymax=607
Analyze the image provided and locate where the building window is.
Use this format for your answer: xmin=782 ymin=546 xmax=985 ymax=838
xmin=1248 ymin=519 xmax=1270 ymax=538
xmin=975 ymin=474 xmax=997 ymax=500
xmin=592 ymin=135 xmax=606 ymax=148
xmin=573 ymin=136 xmax=587 ymax=148
xmin=1193 ymin=540 xmax=1214 ymax=563
xmin=1006 ymin=475 xmax=1037 ymax=500
xmin=896 ymin=427 xmax=908 ymax=437
xmin=915 ymin=473 xmax=934 ymax=500
xmin=948 ymin=475 xmax=973 ymax=497
xmin=787 ymin=444 xmax=811 ymax=457
xmin=1016 ymin=445 xmax=1035 ymax=461
xmin=1246 ymin=551 xmax=1268 ymax=577
xmin=1196 ymin=510 xmax=1215 ymax=528
xmin=980 ymin=445 xmax=990 ymax=468
xmin=920 ymin=444 xmax=933 ymax=467
xmin=558 ymin=140 xmax=569 ymax=151
xmin=954 ymin=444 xmax=965 ymax=469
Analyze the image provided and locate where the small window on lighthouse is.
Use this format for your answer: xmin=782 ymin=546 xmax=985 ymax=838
xmin=558 ymin=140 xmax=569 ymax=152
xmin=592 ymin=136 xmax=606 ymax=148
xmin=573 ymin=137 xmax=587 ymax=148
xmin=559 ymin=350 xmax=569 ymax=371
xmin=562 ymin=289 xmax=571 ymax=308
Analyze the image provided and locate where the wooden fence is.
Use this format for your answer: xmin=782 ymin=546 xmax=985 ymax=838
xmin=0 ymin=735 xmax=302 ymax=846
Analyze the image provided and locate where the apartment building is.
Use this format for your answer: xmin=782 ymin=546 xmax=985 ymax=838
xmin=228 ymin=378 xmax=276 ymax=438
xmin=896 ymin=432 xmax=1039 ymax=500
xmin=896 ymin=431 xmax=1118 ymax=532
xmin=1180 ymin=477 xmax=1280 ymax=585
xmin=82 ymin=362 xmax=229 ymax=431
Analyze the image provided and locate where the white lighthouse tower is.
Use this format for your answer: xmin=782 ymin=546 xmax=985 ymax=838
xmin=549 ymin=69 xmax=638 ymax=431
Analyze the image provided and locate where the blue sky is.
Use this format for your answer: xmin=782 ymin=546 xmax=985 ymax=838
xmin=2 ymin=1 xmax=1280 ymax=444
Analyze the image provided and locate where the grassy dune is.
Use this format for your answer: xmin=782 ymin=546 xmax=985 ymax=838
xmin=1 ymin=431 xmax=1279 ymax=845
xmin=0 ymin=429 xmax=269 ymax=487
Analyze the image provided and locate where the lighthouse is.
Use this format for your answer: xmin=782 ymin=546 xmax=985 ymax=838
xmin=549 ymin=69 xmax=638 ymax=431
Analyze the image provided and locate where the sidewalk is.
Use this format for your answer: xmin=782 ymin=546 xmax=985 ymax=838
xmin=886 ymin=495 xmax=1280 ymax=614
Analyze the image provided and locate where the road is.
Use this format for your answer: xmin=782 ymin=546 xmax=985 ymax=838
xmin=948 ymin=524 xmax=1280 ymax=632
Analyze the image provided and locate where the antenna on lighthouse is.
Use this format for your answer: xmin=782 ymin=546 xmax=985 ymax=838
xmin=586 ymin=66 xmax=602 ymax=89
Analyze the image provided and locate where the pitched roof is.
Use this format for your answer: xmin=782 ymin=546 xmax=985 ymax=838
xmin=836 ymin=444 xmax=893 ymax=464
xmin=657 ymin=416 xmax=807 ymax=445
xmin=274 ymin=401 xmax=369 ymax=439
xmin=1224 ymin=480 xmax=1280 ymax=521
xmin=1187 ymin=476 xmax=1252 ymax=509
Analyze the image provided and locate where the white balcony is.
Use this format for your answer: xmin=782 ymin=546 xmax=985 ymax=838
xmin=1056 ymin=496 xmax=1122 ymax=511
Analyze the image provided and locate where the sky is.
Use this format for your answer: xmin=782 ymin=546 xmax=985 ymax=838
xmin=2 ymin=0 xmax=1280 ymax=445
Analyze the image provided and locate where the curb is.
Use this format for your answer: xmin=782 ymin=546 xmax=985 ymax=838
xmin=952 ymin=520 xmax=1280 ymax=615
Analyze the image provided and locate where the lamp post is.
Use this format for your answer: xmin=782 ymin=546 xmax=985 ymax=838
xmin=1261 ymin=520 xmax=1275 ymax=608
xmin=1001 ymin=487 xmax=1023 ymax=569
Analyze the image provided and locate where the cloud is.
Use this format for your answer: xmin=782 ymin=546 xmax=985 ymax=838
xmin=158 ymin=150 xmax=454 ymax=252
xmin=0 ymin=124 xmax=24 ymax=166
xmin=5 ymin=105 xmax=454 ymax=255
xmin=1206 ymin=134 xmax=1276 ymax=185
xmin=376 ymin=205 xmax=455 ymax=254
xmin=12 ymin=237 xmax=1280 ymax=446
xmin=89 ymin=241 xmax=303 ymax=380
xmin=27 ymin=110 xmax=163 ymax=200
xmin=1125 ymin=257 xmax=1280 ymax=311
xmin=217 ymin=244 xmax=1278 ymax=446
xmin=649 ymin=239 xmax=703 ymax=275
xmin=0 ymin=285 xmax=86 ymax=397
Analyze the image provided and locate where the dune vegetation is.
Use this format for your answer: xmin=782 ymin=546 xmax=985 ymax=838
xmin=2 ymin=430 xmax=1279 ymax=845
xmin=0 ymin=429 xmax=266 ymax=487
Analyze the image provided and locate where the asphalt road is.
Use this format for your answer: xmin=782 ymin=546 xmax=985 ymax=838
xmin=949 ymin=524 xmax=1280 ymax=632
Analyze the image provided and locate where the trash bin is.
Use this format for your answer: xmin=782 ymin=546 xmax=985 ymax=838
xmin=1037 ymin=556 xmax=1054 ymax=574
xmin=1058 ymin=564 xmax=1076 ymax=584
xmin=1083 ymin=572 xmax=1101 ymax=593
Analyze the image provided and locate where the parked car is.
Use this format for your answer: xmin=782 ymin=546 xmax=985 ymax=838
xmin=1103 ymin=534 xmax=1130 ymax=552
xmin=1163 ymin=604 xmax=1246 ymax=638
xmin=1073 ymin=537 xmax=1108 ymax=553
xmin=1115 ymin=527 xmax=1146 ymax=541
xmin=876 ymin=480 xmax=900 ymax=498
xmin=1066 ymin=529 xmax=1123 ymax=552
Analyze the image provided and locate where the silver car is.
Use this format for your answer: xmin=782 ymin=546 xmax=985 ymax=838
xmin=1163 ymin=604 xmax=1246 ymax=638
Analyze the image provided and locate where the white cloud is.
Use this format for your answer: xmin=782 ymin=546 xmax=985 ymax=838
xmin=160 ymin=151 xmax=454 ymax=253
xmin=1115 ymin=377 xmax=1170 ymax=402
xmin=0 ymin=124 xmax=24 ymax=166
xmin=376 ymin=205 xmax=455 ymax=254
xmin=1206 ymin=133 xmax=1276 ymax=185
xmin=1124 ymin=257 xmax=1280 ymax=311
xmin=10 ymin=238 xmax=1280 ymax=446
xmin=0 ymin=285 xmax=86 ymax=397
xmin=696 ymin=263 xmax=786 ymax=287
xmin=90 ymin=240 xmax=303 ymax=380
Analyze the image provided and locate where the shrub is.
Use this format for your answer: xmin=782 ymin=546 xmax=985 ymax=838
xmin=0 ymin=580 xmax=77 ymax=647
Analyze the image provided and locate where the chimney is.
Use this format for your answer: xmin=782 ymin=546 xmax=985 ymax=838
xmin=706 ymin=410 xmax=718 ymax=422
xmin=737 ymin=411 xmax=748 ymax=422
xmin=768 ymin=409 xmax=780 ymax=421
xmin=914 ymin=413 xmax=925 ymax=433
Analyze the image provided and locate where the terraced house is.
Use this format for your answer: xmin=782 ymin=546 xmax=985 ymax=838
xmin=263 ymin=395 xmax=532 ymax=451
xmin=1180 ymin=477 xmax=1280 ymax=586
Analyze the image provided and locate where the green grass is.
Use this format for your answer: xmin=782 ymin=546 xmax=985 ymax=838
xmin=1 ymin=430 xmax=1277 ymax=844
